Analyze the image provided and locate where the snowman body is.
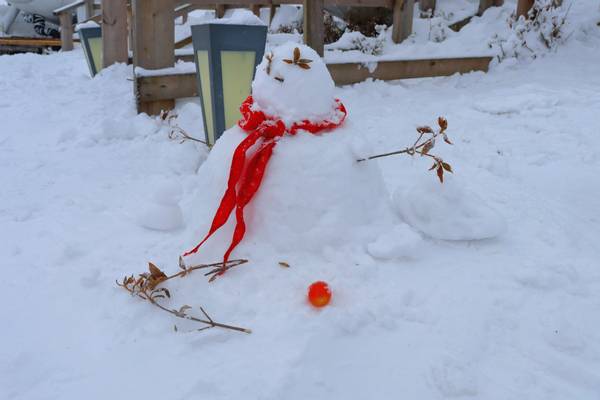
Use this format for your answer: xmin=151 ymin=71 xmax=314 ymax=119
xmin=183 ymin=43 xmax=399 ymax=262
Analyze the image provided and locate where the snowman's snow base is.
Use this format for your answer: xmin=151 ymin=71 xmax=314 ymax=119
xmin=183 ymin=124 xmax=398 ymax=264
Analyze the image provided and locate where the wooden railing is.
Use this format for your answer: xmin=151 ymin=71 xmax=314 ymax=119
xmin=53 ymin=0 xmax=95 ymax=51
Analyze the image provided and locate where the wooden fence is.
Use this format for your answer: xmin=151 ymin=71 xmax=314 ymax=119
xmin=52 ymin=0 xmax=537 ymax=114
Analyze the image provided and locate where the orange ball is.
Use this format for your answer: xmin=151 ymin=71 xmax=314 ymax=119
xmin=308 ymin=281 xmax=332 ymax=307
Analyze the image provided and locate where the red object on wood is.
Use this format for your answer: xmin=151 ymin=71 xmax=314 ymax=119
xmin=308 ymin=281 xmax=332 ymax=307
xmin=183 ymin=96 xmax=347 ymax=269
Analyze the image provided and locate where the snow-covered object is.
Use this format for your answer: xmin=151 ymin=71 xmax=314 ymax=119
xmin=75 ymin=21 xmax=100 ymax=32
xmin=210 ymin=9 xmax=265 ymax=26
xmin=393 ymin=176 xmax=506 ymax=241
xmin=252 ymin=42 xmax=336 ymax=124
xmin=183 ymin=43 xmax=398 ymax=261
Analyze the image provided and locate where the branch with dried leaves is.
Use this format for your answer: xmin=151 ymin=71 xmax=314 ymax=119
xmin=357 ymin=117 xmax=454 ymax=183
xmin=160 ymin=110 xmax=207 ymax=145
xmin=116 ymin=258 xmax=251 ymax=334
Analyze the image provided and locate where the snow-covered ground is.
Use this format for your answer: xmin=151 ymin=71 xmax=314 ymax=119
xmin=2 ymin=1 xmax=600 ymax=399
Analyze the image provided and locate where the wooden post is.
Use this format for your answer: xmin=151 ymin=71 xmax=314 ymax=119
xmin=133 ymin=0 xmax=175 ymax=115
xmin=303 ymin=0 xmax=324 ymax=56
xmin=478 ymin=0 xmax=503 ymax=16
xmin=215 ymin=4 xmax=226 ymax=18
xmin=58 ymin=12 xmax=73 ymax=51
xmin=251 ymin=4 xmax=260 ymax=17
xmin=102 ymin=0 xmax=129 ymax=68
xmin=392 ymin=0 xmax=414 ymax=44
xmin=418 ymin=0 xmax=436 ymax=16
xmin=517 ymin=0 xmax=534 ymax=18
xmin=84 ymin=0 xmax=94 ymax=19
xmin=269 ymin=5 xmax=277 ymax=26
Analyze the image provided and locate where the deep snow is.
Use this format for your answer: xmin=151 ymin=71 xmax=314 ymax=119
xmin=2 ymin=1 xmax=600 ymax=399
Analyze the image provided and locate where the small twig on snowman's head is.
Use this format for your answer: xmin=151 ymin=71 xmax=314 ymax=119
xmin=283 ymin=47 xmax=313 ymax=70
xmin=266 ymin=52 xmax=274 ymax=75
xmin=357 ymin=116 xmax=454 ymax=183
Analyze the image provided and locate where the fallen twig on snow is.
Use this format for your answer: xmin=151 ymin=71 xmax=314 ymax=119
xmin=117 ymin=259 xmax=251 ymax=334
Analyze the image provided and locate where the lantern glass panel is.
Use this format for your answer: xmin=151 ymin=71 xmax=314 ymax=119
xmin=79 ymin=27 xmax=103 ymax=77
xmin=220 ymin=51 xmax=256 ymax=129
xmin=87 ymin=37 xmax=103 ymax=75
xmin=196 ymin=50 xmax=215 ymax=145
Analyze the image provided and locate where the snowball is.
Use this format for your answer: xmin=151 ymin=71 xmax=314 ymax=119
xmin=393 ymin=176 xmax=506 ymax=241
xmin=252 ymin=42 xmax=336 ymax=124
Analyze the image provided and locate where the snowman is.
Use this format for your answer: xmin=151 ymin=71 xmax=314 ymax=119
xmin=182 ymin=42 xmax=420 ymax=270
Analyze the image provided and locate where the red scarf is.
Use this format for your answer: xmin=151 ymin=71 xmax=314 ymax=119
xmin=183 ymin=96 xmax=347 ymax=266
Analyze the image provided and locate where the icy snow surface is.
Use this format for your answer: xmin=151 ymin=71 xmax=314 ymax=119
xmin=2 ymin=2 xmax=600 ymax=399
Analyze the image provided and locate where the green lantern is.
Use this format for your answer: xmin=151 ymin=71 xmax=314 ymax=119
xmin=191 ymin=23 xmax=267 ymax=146
xmin=78 ymin=26 xmax=103 ymax=77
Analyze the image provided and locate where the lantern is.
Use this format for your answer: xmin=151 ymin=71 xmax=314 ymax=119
xmin=191 ymin=23 xmax=267 ymax=146
xmin=77 ymin=25 xmax=103 ymax=77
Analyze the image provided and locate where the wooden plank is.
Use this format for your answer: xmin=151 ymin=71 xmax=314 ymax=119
xmin=58 ymin=12 xmax=74 ymax=51
xmin=517 ymin=0 xmax=534 ymax=18
xmin=328 ymin=56 xmax=492 ymax=85
xmin=251 ymin=4 xmax=261 ymax=16
xmin=133 ymin=0 xmax=176 ymax=115
xmin=478 ymin=0 xmax=503 ymax=16
xmin=53 ymin=0 xmax=85 ymax=15
xmin=391 ymin=0 xmax=414 ymax=43
xmin=136 ymin=73 xmax=198 ymax=102
xmin=303 ymin=0 xmax=324 ymax=56
xmin=135 ymin=57 xmax=493 ymax=104
xmin=186 ymin=0 xmax=392 ymax=7
xmin=102 ymin=0 xmax=129 ymax=67
xmin=0 ymin=37 xmax=65 ymax=47
xmin=175 ymin=35 xmax=193 ymax=49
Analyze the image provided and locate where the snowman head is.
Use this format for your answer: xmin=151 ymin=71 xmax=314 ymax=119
xmin=252 ymin=42 xmax=336 ymax=125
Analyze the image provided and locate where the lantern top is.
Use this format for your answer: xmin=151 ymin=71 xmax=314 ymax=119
xmin=252 ymin=42 xmax=336 ymax=125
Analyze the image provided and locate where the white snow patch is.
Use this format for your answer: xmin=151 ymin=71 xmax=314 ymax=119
xmin=393 ymin=175 xmax=506 ymax=241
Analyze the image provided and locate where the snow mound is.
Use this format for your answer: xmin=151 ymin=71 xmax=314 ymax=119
xmin=393 ymin=176 xmax=506 ymax=241
xmin=136 ymin=182 xmax=185 ymax=231
xmin=367 ymin=223 xmax=424 ymax=260
xmin=252 ymin=42 xmax=336 ymax=124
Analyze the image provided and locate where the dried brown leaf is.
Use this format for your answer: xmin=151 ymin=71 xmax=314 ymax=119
xmin=417 ymin=126 xmax=434 ymax=134
xmin=421 ymin=141 xmax=433 ymax=156
xmin=148 ymin=262 xmax=167 ymax=279
xmin=278 ymin=261 xmax=290 ymax=268
xmin=436 ymin=166 xmax=444 ymax=183
xmin=293 ymin=47 xmax=300 ymax=62
xmin=298 ymin=63 xmax=311 ymax=70
xmin=438 ymin=117 xmax=448 ymax=131
xmin=282 ymin=59 xmax=293 ymax=64
xmin=298 ymin=58 xmax=313 ymax=64
xmin=442 ymin=162 xmax=453 ymax=173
